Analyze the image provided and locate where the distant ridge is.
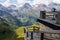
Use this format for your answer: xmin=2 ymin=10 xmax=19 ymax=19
xmin=22 ymin=3 xmax=32 ymax=9
xmin=0 ymin=10 xmax=22 ymax=26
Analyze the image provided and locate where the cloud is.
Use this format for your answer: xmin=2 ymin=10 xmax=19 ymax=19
xmin=26 ymin=0 xmax=34 ymax=1
xmin=17 ymin=0 xmax=25 ymax=4
xmin=10 ymin=0 xmax=17 ymax=4
xmin=17 ymin=0 xmax=53 ymax=6
xmin=0 ymin=0 xmax=6 ymax=3
xmin=53 ymin=0 xmax=60 ymax=4
xmin=32 ymin=0 xmax=52 ymax=5
xmin=1 ymin=0 xmax=10 ymax=7
xmin=0 ymin=0 xmax=60 ymax=7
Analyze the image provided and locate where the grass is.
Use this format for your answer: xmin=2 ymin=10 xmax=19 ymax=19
xmin=15 ymin=27 xmax=25 ymax=40
xmin=27 ymin=23 xmax=40 ymax=32
xmin=0 ymin=26 xmax=25 ymax=40
xmin=0 ymin=21 xmax=40 ymax=40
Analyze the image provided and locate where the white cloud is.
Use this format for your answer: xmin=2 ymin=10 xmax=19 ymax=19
xmin=17 ymin=0 xmax=26 ymax=7
xmin=1 ymin=0 xmax=10 ymax=7
xmin=17 ymin=0 xmax=52 ymax=6
xmin=53 ymin=0 xmax=60 ymax=4
xmin=1 ymin=0 xmax=60 ymax=7
xmin=17 ymin=0 xmax=25 ymax=4
xmin=32 ymin=0 xmax=52 ymax=5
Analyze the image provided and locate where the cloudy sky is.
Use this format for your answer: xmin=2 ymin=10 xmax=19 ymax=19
xmin=0 ymin=0 xmax=60 ymax=7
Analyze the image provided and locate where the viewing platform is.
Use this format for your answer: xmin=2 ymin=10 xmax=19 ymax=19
xmin=24 ymin=11 xmax=60 ymax=40
xmin=24 ymin=22 xmax=60 ymax=40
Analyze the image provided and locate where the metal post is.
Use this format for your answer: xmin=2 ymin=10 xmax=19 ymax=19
xmin=31 ymin=32 xmax=33 ymax=40
xmin=27 ymin=32 xmax=29 ymax=37
xmin=40 ymin=33 xmax=44 ymax=40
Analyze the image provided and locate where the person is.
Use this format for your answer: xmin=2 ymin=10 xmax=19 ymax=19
xmin=52 ymin=8 xmax=56 ymax=12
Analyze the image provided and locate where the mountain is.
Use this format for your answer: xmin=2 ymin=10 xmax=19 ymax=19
xmin=22 ymin=3 xmax=32 ymax=9
xmin=7 ymin=5 xmax=19 ymax=17
xmin=0 ymin=4 xmax=23 ymax=26
xmin=0 ymin=4 xmax=39 ymax=26
xmin=0 ymin=4 xmax=12 ymax=13
xmin=7 ymin=4 xmax=37 ymax=26
xmin=18 ymin=3 xmax=32 ymax=12
xmin=18 ymin=3 xmax=40 ymax=18
xmin=7 ymin=5 xmax=18 ymax=11
xmin=0 ymin=10 xmax=22 ymax=26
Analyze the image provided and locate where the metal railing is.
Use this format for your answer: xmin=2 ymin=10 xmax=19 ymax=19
xmin=25 ymin=11 xmax=60 ymax=40
xmin=26 ymin=29 xmax=60 ymax=40
xmin=25 ymin=18 xmax=60 ymax=40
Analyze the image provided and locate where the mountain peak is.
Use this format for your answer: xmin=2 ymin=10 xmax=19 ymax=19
xmin=8 ymin=5 xmax=17 ymax=8
xmin=0 ymin=4 xmax=9 ymax=12
xmin=7 ymin=5 xmax=18 ymax=11
xmin=0 ymin=4 xmax=3 ymax=6
xmin=22 ymin=3 xmax=32 ymax=9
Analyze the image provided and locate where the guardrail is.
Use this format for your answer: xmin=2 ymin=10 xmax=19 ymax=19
xmin=37 ymin=19 xmax=60 ymax=30
xmin=25 ymin=11 xmax=60 ymax=40
xmin=26 ymin=30 xmax=60 ymax=40
xmin=25 ymin=18 xmax=60 ymax=40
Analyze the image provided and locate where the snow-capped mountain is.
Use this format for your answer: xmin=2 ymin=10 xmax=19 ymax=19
xmin=22 ymin=3 xmax=32 ymax=9
xmin=19 ymin=3 xmax=32 ymax=12
xmin=0 ymin=10 xmax=22 ymax=26
xmin=0 ymin=4 xmax=12 ymax=13
xmin=8 ymin=5 xmax=18 ymax=11
xmin=18 ymin=3 xmax=40 ymax=18
xmin=2 ymin=2 xmax=60 ymax=26
xmin=0 ymin=4 xmax=22 ymax=26
xmin=16 ymin=3 xmax=38 ymax=26
xmin=7 ymin=5 xmax=19 ymax=16
xmin=6 ymin=4 xmax=37 ymax=26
